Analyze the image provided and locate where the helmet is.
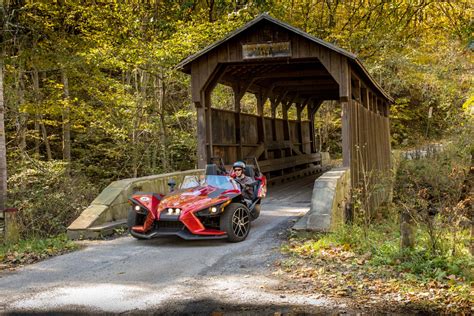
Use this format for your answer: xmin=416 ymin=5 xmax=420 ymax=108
xmin=233 ymin=161 xmax=246 ymax=169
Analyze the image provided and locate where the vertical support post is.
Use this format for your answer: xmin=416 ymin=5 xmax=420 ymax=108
xmin=308 ymin=104 xmax=315 ymax=153
xmin=341 ymin=101 xmax=351 ymax=168
xmin=308 ymin=100 xmax=322 ymax=154
xmin=270 ymin=97 xmax=278 ymax=142
xmin=256 ymin=92 xmax=268 ymax=159
xmin=282 ymin=101 xmax=293 ymax=156
xmin=352 ymin=76 xmax=361 ymax=102
xmin=204 ymin=90 xmax=213 ymax=160
xmin=340 ymin=61 xmax=352 ymax=169
xmin=296 ymin=104 xmax=303 ymax=154
xmin=196 ymin=103 xmax=207 ymax=168
xmin=232 ymin=83 xmax=244 ymax=160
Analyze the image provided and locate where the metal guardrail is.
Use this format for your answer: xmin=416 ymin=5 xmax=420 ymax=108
xmin=403 ymin=143 xmax=444 ymax=160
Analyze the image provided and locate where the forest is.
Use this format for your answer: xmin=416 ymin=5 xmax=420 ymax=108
xmin=0 ymin=0 xmax=472 ymax=311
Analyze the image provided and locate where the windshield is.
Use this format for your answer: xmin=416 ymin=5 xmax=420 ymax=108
xmin=180 ymin=175 xmax=237 ymax=190
xmin=204 ymin=175 xmax=236 ymax=190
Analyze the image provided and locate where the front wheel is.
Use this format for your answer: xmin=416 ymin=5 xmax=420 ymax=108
xmin=220 ymin=203 xmax=251 ymax=242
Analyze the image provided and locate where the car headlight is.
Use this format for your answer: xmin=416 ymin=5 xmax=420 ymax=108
xmin=197 ymin=204 xmax=226 ymax=216
xmin=133 ymin=204 xmax=147 ymax=214
xmin=168 ymin=208 xmax=181 ymax=215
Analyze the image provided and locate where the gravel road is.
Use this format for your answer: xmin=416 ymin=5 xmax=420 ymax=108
xmin=0 ymin=176 xmax=344 ymax=315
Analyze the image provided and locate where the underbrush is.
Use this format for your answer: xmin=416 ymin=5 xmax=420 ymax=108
xmin=8 ymin=159 xmax=99 ymax=238
xmin=284 ymin=221 xmax=473 ymax=282
xmin=281 ymin=133 xmax=473 ymax=312
xmin=0 ymin=234 xmax=79 ymax=270
xmin=282 ymin=222 xmax=473 ymax=312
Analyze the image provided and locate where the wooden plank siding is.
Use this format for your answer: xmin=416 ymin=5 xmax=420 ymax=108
xmin=348 ymin=100 xmax=392 ymax=211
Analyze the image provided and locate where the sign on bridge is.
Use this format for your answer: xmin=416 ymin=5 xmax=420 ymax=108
xmin=242 ymin=41 xmax=291 ymax=59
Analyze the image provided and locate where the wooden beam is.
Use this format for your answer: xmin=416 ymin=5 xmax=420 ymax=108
xmin=308 ymin=99 xmax=323 ymax=153
xmin=196 ymin=105 xmax=207 ymax=168
xmin=246 ymin=143 xmax=265 ymax=161
xmin=256 ymin=91 xmax=268 ymax=159
xmin=271 ymin=91 xmax=288 ymax=118
xmin=232 ymin=84 xmax=245 ymax=159
xmin=339 ymin=58 xmax=350 ymax=101
xmin=341 ymin=100 xmax=351 ymax=167
xmin=282 ymin=97 xmax=295 ymax=155
xmin=252 ymin=69 xmax=329 ymax=80
xmin=283 ymin=85 xmax=337 ymax=91
xmin=203 ymin=64 xmax=227 ymax=96
xmin=258 ymin=153 xmax=321 ymax=173
xmin=272 ymin=79 xmax=336 ymax=86
xmin=310 ymin=100 xmax=324 ymax=116
xmin=296 ymin=104 xmax=304 ymax=155
xmin=351 ymin=76 xmax=361 ymax=102
xmin=361 ymin=87 xmax=369 ymax=108
xmin=204 ymin=90 xmax=213 ymax=159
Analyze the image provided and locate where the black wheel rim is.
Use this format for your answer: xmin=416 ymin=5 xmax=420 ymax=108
xmin=232 ymin=207 xmax=249 ymax=238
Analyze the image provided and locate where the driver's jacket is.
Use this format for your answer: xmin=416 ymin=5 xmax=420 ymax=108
xmin=234 ymin=175 xmax=256 ymax=201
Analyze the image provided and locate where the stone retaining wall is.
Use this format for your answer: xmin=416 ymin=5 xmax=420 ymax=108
xmin=67 ymin=169 xmax=204 ymax=239
xmin=293 ymin=167 xmax=351 ymax=232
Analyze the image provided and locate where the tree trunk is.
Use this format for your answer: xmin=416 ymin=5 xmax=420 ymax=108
xmin=39 ymin=116 xmax=52 ymax=161
xmin=34 ymin=115 xmax=40 ymax=157
xmin=156 ymin=75 xmax=168 ymax=171
xmin=400 ymin=209 xmax=415 ymax=250
xmin=131 ymin=69 xmax=148 ymax=178
xmin=206 ymin=0 xmax=215 ymax=22
xmin=17 ymin=71 xmax=27 ymax=154
xmin=32 ymin=68 xmax=52 ymax=160
xmin=0 ymin=58 xmax=7 ymax=212
xmin=61 ymin=69 xmax=71 ymax=165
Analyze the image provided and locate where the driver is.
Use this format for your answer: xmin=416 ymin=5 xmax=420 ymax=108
xmin=232 ymin=161 xmax=256 ymax=202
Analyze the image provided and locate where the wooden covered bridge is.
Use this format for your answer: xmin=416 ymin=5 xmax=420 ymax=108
xmin=177 ymin=13 xmax=392 ymax=207
xmin=64 ymin=14 xmax=394 ymax=240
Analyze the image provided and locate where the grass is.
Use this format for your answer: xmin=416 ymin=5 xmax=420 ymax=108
xmin=281 ymin=218 xmax=473 ymax=313
xmin=285 ymin=218 xmax=473 ymax=281
xmin=0 ymin=234 xmax=80 ymax=270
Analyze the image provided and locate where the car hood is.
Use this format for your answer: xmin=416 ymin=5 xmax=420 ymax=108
xmin=157 ymin=185 xmax=239 ymax=213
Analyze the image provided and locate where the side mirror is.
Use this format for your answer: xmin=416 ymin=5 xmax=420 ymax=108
xmin=168 ymin=178 xmax=177 ymax=192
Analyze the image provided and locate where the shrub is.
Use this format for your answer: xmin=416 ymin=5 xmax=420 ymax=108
xmin=8 ymin=160 xmax=99 ymax=238
xmin=394 ymin=139 xmax=472 ymax=256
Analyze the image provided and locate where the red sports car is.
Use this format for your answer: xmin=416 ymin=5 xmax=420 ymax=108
xmin=127 ymin=162 xmax=266 ymax=242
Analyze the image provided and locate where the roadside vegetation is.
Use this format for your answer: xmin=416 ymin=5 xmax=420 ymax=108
xmin=281 ymin=122 xmax=474 ymax=313
xmin=0 ymin=233 xmax=79 ymax=271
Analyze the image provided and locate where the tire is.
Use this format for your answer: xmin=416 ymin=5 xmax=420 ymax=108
xmin=251 ymin=203 xmax=261 ymax=221
xmin=127 ymin=209 xmax=146 ymax=240
xmin=220 ymin=203 xmax=251 ymax=242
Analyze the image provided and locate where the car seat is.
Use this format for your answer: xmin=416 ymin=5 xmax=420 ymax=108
xmin=206 ymin=163 xmax=228 ymax=176
xmin=244 ymin=165 xmax=255 ymax=179
xmin=244 ymin=165 xmax=260 ymax=201
xmin=205 ymin=164 xmax=218 ymax=175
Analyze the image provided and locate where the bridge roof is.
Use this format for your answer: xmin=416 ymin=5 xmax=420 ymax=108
xmin=177 ymin=13 xmax=393 ymax=103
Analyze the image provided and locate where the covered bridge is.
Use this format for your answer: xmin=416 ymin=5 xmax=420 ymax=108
xmin=177 ymin=13 xmax=392 ymax=206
